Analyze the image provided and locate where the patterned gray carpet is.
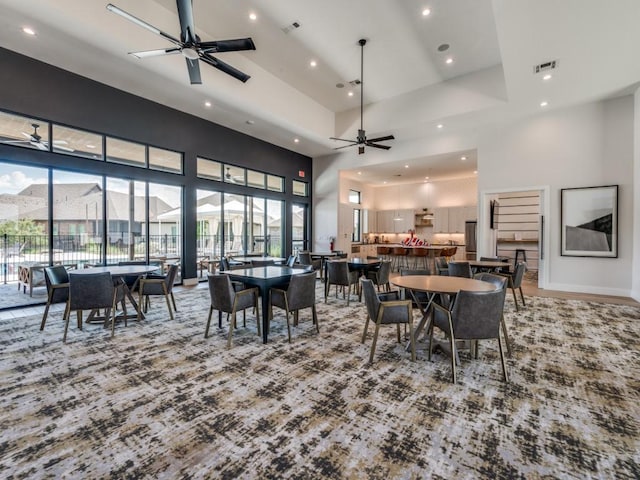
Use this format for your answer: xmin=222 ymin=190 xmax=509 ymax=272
xmin=1 ymin=284 xmax=639 ymax=479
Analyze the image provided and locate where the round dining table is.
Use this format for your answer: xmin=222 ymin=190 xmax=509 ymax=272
xmin=390 ymin=274 xmax=497 ymax=350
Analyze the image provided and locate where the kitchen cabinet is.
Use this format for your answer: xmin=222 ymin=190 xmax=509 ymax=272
xmin=434 ymin=206 xmax=477 ymax=233
xmin=376 ymin=209 xmax=413 ymax=233
xmin=433 ymin=208 xmax=449 ymax=233
xmin=363 ymin=209 xmax=377 ymax=234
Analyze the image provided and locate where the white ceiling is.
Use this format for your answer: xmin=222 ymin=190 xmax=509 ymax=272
xmin=1 ymin=0 xmax=639 ymax=185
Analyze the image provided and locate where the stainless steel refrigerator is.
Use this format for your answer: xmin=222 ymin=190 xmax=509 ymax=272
xmin=465 ymin=221 xmax=477 ymax=260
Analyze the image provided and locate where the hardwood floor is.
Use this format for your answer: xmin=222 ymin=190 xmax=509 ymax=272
xmin=521 ymin=277 xmax=639 ymax=306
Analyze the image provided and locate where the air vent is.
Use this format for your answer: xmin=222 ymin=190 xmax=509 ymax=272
xmin=533 ymin=60 xmax=558 ymax=74
xmin=281 ymin=21 xmax=301 ymax=34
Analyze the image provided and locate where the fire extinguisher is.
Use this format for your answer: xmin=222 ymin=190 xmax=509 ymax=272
xmin=329 ymin=239 xmax=334 ymax=251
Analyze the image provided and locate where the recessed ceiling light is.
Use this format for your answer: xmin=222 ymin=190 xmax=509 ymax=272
xmin=383 ymin=181 xmax=387 ymax=184
xmin=204 ymin=101 xmax=211 ymax=107
xmin=422 ymin=8 xmax=431 ymax=16
xmin=437 ymin=124 xmax=443 ymax=129
xmin=438 ymin=43 xmax=450 ymax=52
xmin=461 ymin=156 xmax=467 ymax=161
xmin=425 ymin=176 xmax=429 ymax=180
xmin=445 ymin=57 xmax=453 ymax=64
xmin=246 ymin=120 xmax=255 ymax=125
xmin=249 ymin=12 xmax=257 ymax=21
xmin=86 ymin=144 xmax=96 ymax=149
xmin=294 ymin=138 xmax=299 ymax=143
xmin=22 ymin=27 xmax=36 ymax=36
xmin=310 ymin=60 xmax=317 ymax=67
xmin=473 ymin=170 xmax=478 ymax=174
xmin=404 ymin=165 xmax=409 ymax=169
xmin=357 ymin=171 xmax=362 ymax=175
xmin=540 ymin=101 xmax=548 ymax=107
xmin=348 ymin=91 xmax=354 ymax=97
xmin=336 ymin=83 xmax=344 ymax=89
xmin=543 ymin=74 xmax=552 ymax=81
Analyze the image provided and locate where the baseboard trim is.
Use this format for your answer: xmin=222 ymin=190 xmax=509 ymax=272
xmin=545 ymin=282 xmax=631 ymax=298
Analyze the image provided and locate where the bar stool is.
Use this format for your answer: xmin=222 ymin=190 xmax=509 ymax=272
xmin=514 ymin=249 xmax=527 ymax=269
xmin=411 ymin=247 xmax=429 ymax=270
xmin=392 ymin=247 xmax=409 ymax=272
xmin=376 ymin=246 xmax=390 ymax=262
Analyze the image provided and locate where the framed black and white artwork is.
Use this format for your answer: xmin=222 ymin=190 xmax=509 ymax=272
xmin=560 ymin=185 xmax=618 ymax=257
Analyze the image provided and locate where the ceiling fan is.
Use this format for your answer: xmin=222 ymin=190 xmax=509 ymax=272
xmin=106 ymin=1 xmax=255 ymax=84
xmin=3 ymin=124 xmax=73 ymax=152
xmin=330 ymin=39 xmax=395 ymax=154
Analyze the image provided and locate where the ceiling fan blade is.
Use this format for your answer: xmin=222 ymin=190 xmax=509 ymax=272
xmin=334 ymin=144 xmax=358 ymax=150
xmin=198 ymin=38 xmax=256 ymax=53
xmin=31 ymin=141 xmax=48 ymax=151
xmin=200 ymin=53 xmax=250 ymax=82
xmin=129 ymin=48 xmax=181 ymax=59
xmin=330 ymin=137 xmax=358 ymax=143
xmin=365 ymin=141 xmax=392 ymax=150
xmin=367 ymin=134 xmax=395 ymax=143
xmin=185 ymin=58 xmax=202 ymax=84
xmin=106 ymin=4 xmax=182 ymax=47
xmin=176 ymin=0 xmax=197 ymax=44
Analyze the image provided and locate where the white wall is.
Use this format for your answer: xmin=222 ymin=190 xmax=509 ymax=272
xmin=313 ymin=95 xmax=637 ymax=297
xmin=634 ymin=88 xmax=640 ymax=301
xmin=478 ymin=97 xmax=634 ymax=296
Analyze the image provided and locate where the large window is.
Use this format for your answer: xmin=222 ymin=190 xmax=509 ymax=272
xmin=106 ymin=137 xmax=146 ymax=167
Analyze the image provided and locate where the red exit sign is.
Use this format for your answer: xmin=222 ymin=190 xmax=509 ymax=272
xmin=298 ymin=170 xmax=305 ymax=178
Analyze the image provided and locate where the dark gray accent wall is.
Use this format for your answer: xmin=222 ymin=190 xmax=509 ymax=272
xmin=0 ymin=47 xmax=312 ymax=278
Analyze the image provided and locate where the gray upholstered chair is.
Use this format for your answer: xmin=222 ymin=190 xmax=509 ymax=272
xmin=499 ymin=262 xmax=527 ymax=311
xmin=298 ymin=251 xmax=321 ymax=274
xmin=473 ymin=272 xmax=511 ymax=357
xmin=40 ymin=265 xmax=71 ymax=331
xmin=324 ymin=260 xmax=359 ymax=306
xmin=360 ymin=278 xmax=415 ymax=363
xmin=269 ymin=271 xmax=318 ymax=342
xmin=65 ymin=272 xmax=122 ymax=342
xmin=137 ymin=263 xmax=179 ymax=320
xmin=429 ymin=289 xmax=508 ymax=383
xmin=366 ymin=260 xmax=392 ymax=293
xmin=250 ymin=259 xmax=275 ymax=267
xmin=447 ymin=261 xmax=472 ymax=278
xmin=205 ymin=274 xmax=260 ymax=348
xmin=435 ymin=256 xmax=449 ymax=275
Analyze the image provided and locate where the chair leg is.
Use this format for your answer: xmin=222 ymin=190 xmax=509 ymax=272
xmin=408 ymin=319 xmax=416 ymax=362
xmin=361 ymin=315 xmax=370 ymax=343
xmin=110 ymin=298 xmax=118 ymax=339
xmin=498 ymin=335 xmax=509 ymax=382
xmin=427 ymin=320 xmax=434 ymax=361
xmin=346 ymin=284 xmax=351 ymax=306
xmin=161 ymin=284 xmax=174 ymax=320
xmin=40 ymin=300 xmax=52 ymax=331
xmin=448 ymin=317 xmax=457 ymax=384
xmin=77 ymin=311 xmax=83 ymax=331
xmin=205 ymin=306 xmax=214 ymax=338
xmin=396 ymin=324 xmax=401 ymax=343
xmin=285 ymin=310 xmax=292 ymax=343
xmin=500 ymin=314 xmax=512 ymax=357
xmin=170 ymin=292 xmax=177 ymax=312
xmin=519 ymin=287 xmax=526 ymax=307
xmin=312 ymin=305 xmax=319 ymax=333
xmin=63 ymin=310 xmax=72 ymax=343
xmin=369 ymin=323 xmax=381 ymax=363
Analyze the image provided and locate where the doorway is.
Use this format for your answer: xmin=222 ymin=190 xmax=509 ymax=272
xmin=479 ymin=186 xmax=550 ymax=289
